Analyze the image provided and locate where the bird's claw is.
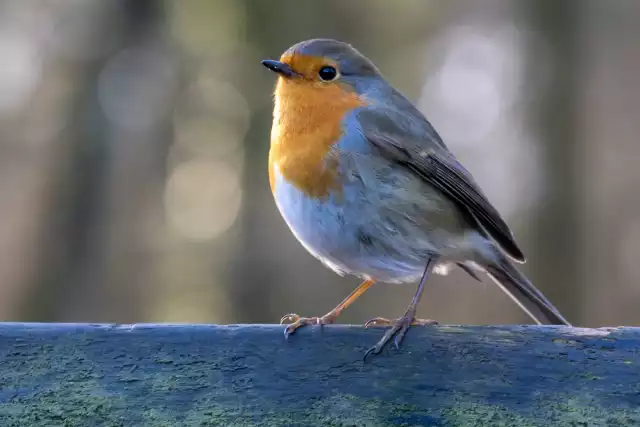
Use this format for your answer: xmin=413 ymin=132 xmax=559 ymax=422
xmin=280 ymin=312 xmax=338 ymax=341
xmin=280 ymin=313 xmax=301 ymax=324
xmin=364 ymin=316 xmax=438 ymax=328
xmin=363 ymin=315 xmax=438 ymax=361
xmin=364 ymin=317 xmax=392 ymax=327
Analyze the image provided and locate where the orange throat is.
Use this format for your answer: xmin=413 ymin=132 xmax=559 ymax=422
xmin=268 ymin=78 xmax=367 ymax=199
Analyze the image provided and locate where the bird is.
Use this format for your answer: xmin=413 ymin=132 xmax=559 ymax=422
xmin=261 ymin=38 xmax=571 ymax=358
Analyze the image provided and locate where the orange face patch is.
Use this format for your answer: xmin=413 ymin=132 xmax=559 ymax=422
xmin=279 ymin=53 xmax=338 ymax=81
xmin=268 ymin=54 xmax=367 ymax=199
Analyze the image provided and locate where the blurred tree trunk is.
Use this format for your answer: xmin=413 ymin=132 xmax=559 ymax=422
xmin=578 ymin=0 xmax=640 ymax=326
xmin=22 ymin=0 xmax=169 ymax=321
xmin=521 ymin=0 xmax=584 ymax=323
xmin=7 ymin=1 xmax=128 ymax=320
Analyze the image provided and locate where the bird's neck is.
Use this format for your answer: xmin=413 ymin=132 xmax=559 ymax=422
xmin=268 ymin=79 xmax=366 ymax=199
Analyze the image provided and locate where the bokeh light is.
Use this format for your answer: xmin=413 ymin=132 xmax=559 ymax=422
xmin=98 ymin=47 xmax=178 ymax=131
xmin=164 ymin=158 xmax=242 ymax=241
xmin=0 ymin=33 xmax=41 ymax=113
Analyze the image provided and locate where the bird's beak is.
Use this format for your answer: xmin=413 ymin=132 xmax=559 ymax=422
xmin=261 ymin=60 xmax=300 ymax=78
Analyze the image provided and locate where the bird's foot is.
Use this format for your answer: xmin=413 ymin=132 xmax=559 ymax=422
xmin=363 ymin=316 xmax=438 ymax=360
xmin=280 ymin=312 xmax=338 ymax=340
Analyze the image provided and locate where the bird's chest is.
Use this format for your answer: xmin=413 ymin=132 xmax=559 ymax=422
xmin=270 ymin=154 xmax=439 ymax=281
xmin=268 ymin=78 xmax=368 ymax=198
xmin=268 ymin=111 xmax=378 ymax=259
xmin=270 ymin=159 xmax=353 ymax=259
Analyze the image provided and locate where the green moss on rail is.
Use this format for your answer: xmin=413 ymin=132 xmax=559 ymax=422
xmin=2 ymin=389 xmax=639 ymax=426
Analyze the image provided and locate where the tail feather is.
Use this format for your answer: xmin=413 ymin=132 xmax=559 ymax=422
xmin=485 ymin=260 xmax=571 ymax=326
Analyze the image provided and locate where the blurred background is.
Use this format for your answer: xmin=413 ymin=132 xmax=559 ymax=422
xmin=0 ymin=0 xmax=638 ymax=327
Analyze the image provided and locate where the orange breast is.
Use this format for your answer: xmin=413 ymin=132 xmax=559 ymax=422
xmin=269 ymin=78 xmax=367 ymax=199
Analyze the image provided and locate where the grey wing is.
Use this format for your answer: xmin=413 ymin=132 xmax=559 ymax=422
xmin=357 ymin=108 xmax=525 ymax=263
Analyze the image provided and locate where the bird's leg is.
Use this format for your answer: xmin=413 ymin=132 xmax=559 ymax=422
xmin=281 ymin=279 xmax=374 ymax=339
xmin=364 ymin=257 xmax=437 ymax=359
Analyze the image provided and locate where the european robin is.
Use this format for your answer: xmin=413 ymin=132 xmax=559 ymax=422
xmin=262 ymin=39 xmax=570 ymax=358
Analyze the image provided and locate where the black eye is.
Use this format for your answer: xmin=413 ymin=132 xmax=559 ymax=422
xmin=318 ymin=66 xmax=338 ymax=81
